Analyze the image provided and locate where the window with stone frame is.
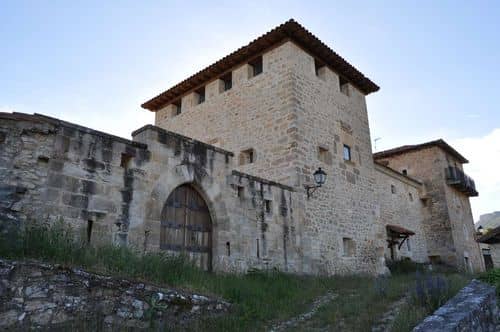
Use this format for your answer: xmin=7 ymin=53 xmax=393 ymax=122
xmin=171 ymin=100 xmax=182 ymax=116
xmin=264 ymin=200 xmax=272 ymax=214
xmin=239 ymin=149 xmax=255 ymax=165
xmin=318 ymin=145 xmax=331 ymax=164
xmin=220 ymin=72 xmax=232 ymax=91
xmin=314 ymin=58 xmax=326 ymax=79
xmin=339 ymin=76 xmax=350 ymax=96
xmin=342 ymin=237 xmax=355 ymax=257
xmin=195 ymin=86 xmax=205 ymax=104
xmin=248 ymin=56 xmax=263 ymax=78
xmin=343 ymin=144 xmax=351 ymax=161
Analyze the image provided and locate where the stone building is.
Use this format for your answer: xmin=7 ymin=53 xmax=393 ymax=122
xmin=0 ymin=19 xmax=483 ymax=274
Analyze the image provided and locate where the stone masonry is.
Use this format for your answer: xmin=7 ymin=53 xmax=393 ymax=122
xmin=0 ymin=19 xmax=483 ymax=275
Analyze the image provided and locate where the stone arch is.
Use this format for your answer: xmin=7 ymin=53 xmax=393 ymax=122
xmin=160 ymin=183 xmax=213 ymax=270
xmin=143 ymin=164 xmax=229 ymax=270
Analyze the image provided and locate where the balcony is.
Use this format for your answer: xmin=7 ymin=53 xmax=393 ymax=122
xmin=445 ymin=166 xmax=478 ymax=197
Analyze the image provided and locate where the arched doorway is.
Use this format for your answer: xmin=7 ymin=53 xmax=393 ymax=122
xmin=160 ymin=184 xmax=212 ymax=271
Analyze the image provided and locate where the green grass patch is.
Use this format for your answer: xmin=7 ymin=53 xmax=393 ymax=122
xmin=0 ymin=221 xmax=472 ymax=331
xmin=479 ymin=268 xmax=500 ymax=295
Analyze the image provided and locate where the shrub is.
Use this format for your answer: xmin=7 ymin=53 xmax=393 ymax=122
xmin=386 ymin=258 xmax=425 ymax=274
xmin=479 ymin=268 xmax=500 ymax=295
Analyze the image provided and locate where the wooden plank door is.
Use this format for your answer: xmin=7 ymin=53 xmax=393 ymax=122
xmin=160 ymin=185 xmax=212 ymax=271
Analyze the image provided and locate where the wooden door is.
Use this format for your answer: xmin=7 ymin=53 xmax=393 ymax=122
xmin=160 ymin=185 xmax=212 ymax=270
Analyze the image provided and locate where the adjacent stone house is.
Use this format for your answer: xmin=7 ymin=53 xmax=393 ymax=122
xmin=0 ymin=19 xmax=483 ymax=274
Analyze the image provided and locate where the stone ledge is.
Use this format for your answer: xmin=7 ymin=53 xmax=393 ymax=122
xmin=413 ymin=279 xmax=497 ymax=332
xmin=132 ymin=124 xmax=234 ymax=157
xmin=232 ymin=170 xmax=295 ymax=192
xmin=0 ymin=112 xmax=148 ymax=149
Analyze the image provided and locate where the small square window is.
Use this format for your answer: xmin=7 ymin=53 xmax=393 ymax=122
xmin=239 ymin=149 xmax=255 ymax=165
xmin=249 ymin=56 xmax=263 ymax=78
xmin=339 ymin=76 xmax=349 ymax=96
xmin=343 ymin=144 xmax=351 ymax=161
xmin=391 ymin=185 xmax=396 ymax=194
xmin=195 ymin=87 xmax=205 ymax=104
xmin=221 ymin=72 xmax=232 ymax=91
xmin=402 ymin=169 xmax=408 ymax=175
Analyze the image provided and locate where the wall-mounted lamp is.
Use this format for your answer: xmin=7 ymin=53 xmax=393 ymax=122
xmin=305 ymin=167 xmax=327 ymax=199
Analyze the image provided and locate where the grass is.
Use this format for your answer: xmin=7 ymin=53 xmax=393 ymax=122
xmin=0 ymin=221 xmax=472 ymax=331
xmin=479 ymin=268 xmax=500 ymax=295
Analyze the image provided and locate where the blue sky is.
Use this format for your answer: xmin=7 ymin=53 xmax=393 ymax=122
xmin=1 ymin=1 xmax=499 ymax=220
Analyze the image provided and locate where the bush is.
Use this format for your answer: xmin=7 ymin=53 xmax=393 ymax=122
xmin=386 ymin=259 xmax=425 ymax=274
xmin=479 ymin=268 xmax=500 ymax=295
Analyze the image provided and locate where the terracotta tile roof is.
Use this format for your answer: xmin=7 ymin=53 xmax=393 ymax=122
xmin=142 ymin=19 xmax=379 ymax=111
xmin=373 ymin=139 xmax=469 ymax=164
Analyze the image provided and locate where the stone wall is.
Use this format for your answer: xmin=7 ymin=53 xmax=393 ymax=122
xmin=0 ymin=259 xmax=229 ymax=330
xmin=374 ymin=163 xmax=428 ymax=263
xmin=155 ymin=41 xmax=298 ymax=185
xmin=413 ymin=280 xmax=497 ymax=332
xmin=285 ymin=43 xmax=385 ymax=275
xmin=0 ymin=112 xmax=299 ymax=274
xmin=375 ymin=147 xmax=484 ymax=272
xmin=153 ymin=41 xmax=388 ymax=275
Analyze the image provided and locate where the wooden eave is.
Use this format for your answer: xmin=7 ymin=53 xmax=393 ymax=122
xmin=141 ymin=19 xmax=379 ymax=111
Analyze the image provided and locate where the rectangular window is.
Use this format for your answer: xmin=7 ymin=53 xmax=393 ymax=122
xmin=339 ymin=76 xmax=349 ymax=96
xmin=343 ymin=144 xmax=351 ymax=161
xmin=314 ymin=59 xmax=326 ymax=78
xmin=265 ymin=200 xmax=272 ymax=214
xmin=342 ymin=238 xmax=355 ymax=257
xmin=221 ymin=72 xmax=232 ymax=91
xmin=173 ymin=100 xmax=182 ymax=115
xmin=249 ymin=56 xmax=263 ymax=78
xmin=196 ymin=87 xmax=205 ymax=104
xmin=391 ymin=184 xmax=396 ymax=194
xmin=409 ymin=192 xmax=414 ymax=201
xmin=318 ymin=146 xmax=330 ymax=163
xmin=237 ymin=186 xmax=244 ymax=199
xmin=402 ymin=169 xmax=408 ymax=175
xmin=239 ymin=149 xmax=255 ymax=165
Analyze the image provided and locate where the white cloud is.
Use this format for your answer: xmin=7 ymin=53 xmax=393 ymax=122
xmin=452 ymin=128 xmax=500 ymax=221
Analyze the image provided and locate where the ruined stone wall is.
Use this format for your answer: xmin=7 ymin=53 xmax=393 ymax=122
xmin=489 ymin=244 xmax=500 ymax=268
xmin=0 ymin=113 xmax=299 ymax=274
xmin=373 ymin=164 xmax=428 ymax=263
xmin=284 ymin=43 xmax=385 ymax=275
xmin=154 ymin=41 xmax=298 ymax=185
xmin=375 ymin=147 xmax=484 ymax=272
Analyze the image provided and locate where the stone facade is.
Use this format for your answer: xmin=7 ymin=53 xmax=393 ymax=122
xmin=0 ymin=20 xmax=483 ymax=275
xmin=375 ymin=146 xmax=484 ymax=272
xmin=0 ymin=113 xmax=300 ymax=273
xmin=374 ymin=163 xmax=428 ymax=263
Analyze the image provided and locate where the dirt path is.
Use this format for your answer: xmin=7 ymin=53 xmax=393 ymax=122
xmin=371 ymin=295 xmax=408 ymax=332
xmin=269 ymin=291 xmax=337 ymax=332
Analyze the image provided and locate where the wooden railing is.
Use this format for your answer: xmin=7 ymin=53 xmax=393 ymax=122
xmin=445 ymin=166 xmax=478 ymax=197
